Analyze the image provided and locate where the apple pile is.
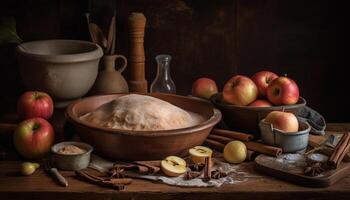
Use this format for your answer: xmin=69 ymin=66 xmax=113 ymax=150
xmin=14 ymin=91 xmax=55 ymax=159
xmin=224 ymin=71 xmax=299 ymax=106
xmin=192 ymin=71 xmax=300 ymax=107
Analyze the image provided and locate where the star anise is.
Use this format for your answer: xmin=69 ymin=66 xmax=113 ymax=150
xmin=188 ymin=163 xmax=205 ymax=172
xmin=110 ymin=167 xmax=126 ymax=178
xmin=304 ymin=162 xmax=326 ymax=177
xmin=184 ymin=171 xmax=201 ymax=180
xmin=211 ymin=169 xmax=227 ymax=179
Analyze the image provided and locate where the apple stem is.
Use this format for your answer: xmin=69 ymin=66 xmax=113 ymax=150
xmin=33 ymin=91 xmax=39 ymax=99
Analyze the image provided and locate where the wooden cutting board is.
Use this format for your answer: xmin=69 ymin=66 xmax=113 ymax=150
xmin=255 ymin=154 xmax=350 ymax=187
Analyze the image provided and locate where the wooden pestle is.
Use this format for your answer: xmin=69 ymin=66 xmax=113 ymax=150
xmin=128 ymin=12 xmax=148 ymax=92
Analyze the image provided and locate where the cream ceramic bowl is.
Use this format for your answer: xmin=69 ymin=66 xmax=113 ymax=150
xmin=16 ymin=40 xmax=103 ymax=108
xmin=51 ymin=141 xmax=93 ymax=171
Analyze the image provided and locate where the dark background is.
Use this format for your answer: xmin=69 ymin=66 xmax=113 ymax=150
xmin=0 ymin=0 xmax=347 ymax=122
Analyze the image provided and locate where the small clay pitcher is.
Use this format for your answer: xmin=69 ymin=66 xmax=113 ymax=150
xmin=92 ymin=54 xmax=129 ymax=94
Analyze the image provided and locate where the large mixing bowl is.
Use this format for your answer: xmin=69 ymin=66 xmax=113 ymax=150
xmin=211 ymin=93 xmax=306 ymax=136
xmin=16 ymin=40 xmax=103 ymax=108
xmin=66 ymin=93 xmax=222 ymax=161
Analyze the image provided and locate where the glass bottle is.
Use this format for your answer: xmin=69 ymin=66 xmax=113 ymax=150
xmin=150 ymin=54 xmax=176 ymax=94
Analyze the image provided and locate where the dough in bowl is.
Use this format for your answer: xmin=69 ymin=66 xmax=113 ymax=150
xmin=80 ymin=94 xmax=204 ymax=131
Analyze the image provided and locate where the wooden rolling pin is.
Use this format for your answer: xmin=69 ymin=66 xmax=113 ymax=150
xmin=128 ymin=12 xmax=148 ymax=92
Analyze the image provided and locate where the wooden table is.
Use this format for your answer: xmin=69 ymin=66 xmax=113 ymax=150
xmin=1 ymin=123 xmax=350 ymax=200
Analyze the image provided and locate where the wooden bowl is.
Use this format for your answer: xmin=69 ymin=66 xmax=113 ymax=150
xmin=211 ymin=93 xmax=306 ymax=135
xmin=65 ymin=93 xmax=221 ymax=161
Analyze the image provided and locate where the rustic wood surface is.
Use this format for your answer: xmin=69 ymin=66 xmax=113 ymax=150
xmin=0 ymin=123 xmax=350 ymax=200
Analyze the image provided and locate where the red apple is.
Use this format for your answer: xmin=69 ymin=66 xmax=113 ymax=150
xmin=13 ymin=118 xmax=55 ymax=159
xmin=192 ymin=78 xmax=218 ymax=99
xmin=251 ymin=71 xmax=279 ymax=98
xmin=249 ymin=99 xmax=272 ymax=107
xmin=264 ymin=111 xmax=299 ymax=132
xmin=266 ymin=76 xmax=299 ymax=105
xmin=17 ymin=91 xmax=54 ymax=120
xmin=223 ymin=75 xmax=258 ymax=106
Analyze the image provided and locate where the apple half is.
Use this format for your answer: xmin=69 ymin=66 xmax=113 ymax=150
xmin=161 ymin=156 xmax=187 ymax=177
xmin=189 ymin=146 xmax=213 ymax=164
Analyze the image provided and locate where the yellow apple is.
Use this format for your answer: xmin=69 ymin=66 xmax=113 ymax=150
xmin=189 ymin=146 xmax=213 ymax=164
xmin=223 ymin=141 xmax=247 ymax=164
xmin=161 ymin=156 xmax=187 ymax=177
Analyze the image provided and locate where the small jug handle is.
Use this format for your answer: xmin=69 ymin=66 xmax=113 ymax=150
xmin=114 ymin=54 xmax=127 ymax=73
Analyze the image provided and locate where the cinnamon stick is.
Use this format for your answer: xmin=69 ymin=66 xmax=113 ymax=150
xmin=203 ymin=157 xmax=212 ymax=181
xmin=208 ymin=134 xmax=232 ymax=144
xmin=245 ymin=141 xmax=282 ymax=157
xmin=204 ymin=139 xmax=225 ymax=151
xmin=103 ymin=178 xmax=133 ymax=185
xmin=134 ymin=160 xmax=161 ymax=174
xmin=328 ymin=133 xmax=350 ymax=169
xmin=80 ymin=170 xmax=104 ymax=181
xmin=75 ymin=170 xmax=125 ymax=190
xmin=204 ymin=138 xmax=282 ymax=157
xmin=211 ymin=128 xmax=254 ymax=142
xmin=113 ymin=160 xmax=161 ymax=174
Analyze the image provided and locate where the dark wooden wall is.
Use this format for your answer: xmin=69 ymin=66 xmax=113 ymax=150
xmin=0 ymin=0 xmax=347 ymax=122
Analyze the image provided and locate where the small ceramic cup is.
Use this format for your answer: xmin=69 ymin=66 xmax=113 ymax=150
xmin=51 ymin=141 xmax=93 ymax=171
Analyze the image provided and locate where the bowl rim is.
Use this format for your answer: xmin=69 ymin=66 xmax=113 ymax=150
xmin=211 ymin=93 xmax=306 ymax=110
xmin=259 ymin=120 xmax=311 ymax=136
xmin=65 ymin=93 xmax=222 ymax=137
xmin=16 ymin=39 xmax=103 ymax=63
xmin=51 ymin=141 xmax=93 ymax=157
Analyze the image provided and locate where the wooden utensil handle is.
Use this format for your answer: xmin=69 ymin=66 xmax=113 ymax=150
xmin=0 ymin=123 xmax=17 ymax=134
xmin=50 ymin=168 xmax=68 ymax=187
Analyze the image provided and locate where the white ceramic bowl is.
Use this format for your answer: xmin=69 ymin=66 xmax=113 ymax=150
xmin=51 ymin=141 xmax=93 ymax=171
xmin=16 ymin=40 xmax=103 ymax=108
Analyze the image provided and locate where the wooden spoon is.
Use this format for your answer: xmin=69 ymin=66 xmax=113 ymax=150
xmin=89 ymin=23 xmax=108 ymax=50
xmin=106 ymin=15 xmax=116 ymax=55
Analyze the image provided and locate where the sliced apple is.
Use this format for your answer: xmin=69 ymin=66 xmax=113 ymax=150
xmin=161 ymin=156 xmax=187 ymax=177
xmin=189 ymin=146 xmax=213 ymax=164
